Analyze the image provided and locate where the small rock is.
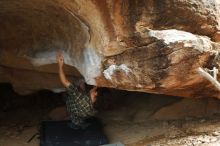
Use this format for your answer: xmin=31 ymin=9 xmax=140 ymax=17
xmin=212 ymin=131 xmax=220 ymax=136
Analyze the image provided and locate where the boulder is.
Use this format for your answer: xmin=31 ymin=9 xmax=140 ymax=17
xmin=151 ymin=99 xmax=208 ymax=120
xmin=151 ymin=98 xmax=220 ymax=120
xmin=0 ymin=0 xmax=220 ymax=98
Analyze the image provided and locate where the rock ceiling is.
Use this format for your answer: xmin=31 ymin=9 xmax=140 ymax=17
xmin=0 ymin=0 xmax=220 ymax=98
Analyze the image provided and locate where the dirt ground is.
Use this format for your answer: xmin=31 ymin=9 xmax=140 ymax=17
xmin=1 ymin=84 xmax=220 ymax=146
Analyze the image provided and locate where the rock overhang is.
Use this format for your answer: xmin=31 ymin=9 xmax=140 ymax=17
xmin=0 ymin=0 xmax=220 ymax=98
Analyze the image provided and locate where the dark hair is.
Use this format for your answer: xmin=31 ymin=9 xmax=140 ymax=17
xmin=77 ymin=82 xmax=98 ymax=94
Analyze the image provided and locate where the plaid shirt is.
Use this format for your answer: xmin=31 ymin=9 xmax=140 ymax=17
xmin=65 ymin=83 xmax=96 ymax=126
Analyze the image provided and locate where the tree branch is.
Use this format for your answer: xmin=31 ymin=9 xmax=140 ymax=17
xmin=197 ymin=67 xmax=220 ymax=91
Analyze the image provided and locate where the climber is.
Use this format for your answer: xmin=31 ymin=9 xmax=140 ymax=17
xmin=56 ymin=52 xmax=98 ymax=129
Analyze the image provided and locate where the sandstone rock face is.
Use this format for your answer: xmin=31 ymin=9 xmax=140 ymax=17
xmin=0 ymin=0 xmax=220 ymax=98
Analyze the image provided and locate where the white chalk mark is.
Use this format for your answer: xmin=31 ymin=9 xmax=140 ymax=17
xmin=103 ymin=64 xmax=131 ymax=80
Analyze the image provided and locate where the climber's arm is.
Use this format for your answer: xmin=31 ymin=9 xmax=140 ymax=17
xmin=56 ymin=52 xmax=71 ymax=88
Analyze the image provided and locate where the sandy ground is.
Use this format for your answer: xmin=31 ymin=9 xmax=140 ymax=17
xmin=97 ymin=95 xmax=220 ymax=146
xmin=1 ymin=86 xmax=220 ymax=146
xmin=2 ymin=112 xmax=220 ymax=146
xmin=102 ymin=117 xmax=220 ymax=146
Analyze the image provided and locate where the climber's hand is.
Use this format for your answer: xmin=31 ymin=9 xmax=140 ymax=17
xmin=90 ymin=86 xmax=98 ymax=103
xmin=56 ymin=51 xmax=64 ymax=68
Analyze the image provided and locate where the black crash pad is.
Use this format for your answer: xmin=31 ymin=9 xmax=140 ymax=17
xmin=40 ymin=118 xmax=108 ymax=146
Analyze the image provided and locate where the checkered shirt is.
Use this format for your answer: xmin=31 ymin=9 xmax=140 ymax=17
xmin=65 ymin=83 xmax=96 ymax=126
